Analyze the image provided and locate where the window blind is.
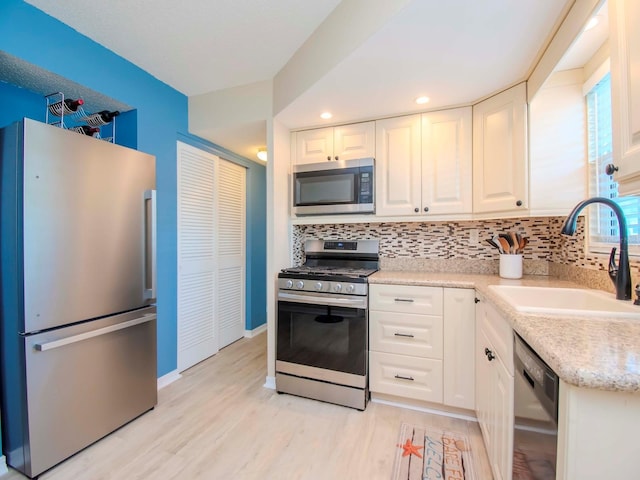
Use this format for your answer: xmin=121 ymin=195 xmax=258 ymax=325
xmin=586 ymin=73 xmax=640 ymax=249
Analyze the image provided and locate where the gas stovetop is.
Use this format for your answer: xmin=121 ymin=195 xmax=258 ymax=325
xmin=278 ymin=239 xmax=379 ymax=295
xmin=279 ymin=265 xmax=378 ymax=279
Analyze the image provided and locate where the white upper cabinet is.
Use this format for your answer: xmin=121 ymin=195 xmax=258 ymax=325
xmin=609 ymin=0 xmax=640 ymax=195
xmin=294 ymin=127 xmax=333 ymax=164
xmin=375 ymin=108 xmax=472 ymax=217
xmin=422 ymin=107 xmax=472 ymax=215
xmin=473 ymin=83 xmax=528 ymax=215
xmin=292 ymin=122 xmax=375 ymax=165
xmin=375 ymin=114 xmax=422 ymax=216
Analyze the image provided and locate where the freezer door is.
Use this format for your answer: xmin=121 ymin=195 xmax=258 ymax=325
xmin=22 ymin=119 xmax=156 ymax=332
xmin=20 ymin=307 xmax=157 ymax=478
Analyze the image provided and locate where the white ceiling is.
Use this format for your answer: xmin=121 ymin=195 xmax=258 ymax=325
xmin=25 ymin=0 xmax=592 ymax=160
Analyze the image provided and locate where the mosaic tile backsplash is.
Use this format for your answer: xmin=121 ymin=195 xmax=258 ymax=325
xmin=293 ymin=217 xmax=640 ymax=292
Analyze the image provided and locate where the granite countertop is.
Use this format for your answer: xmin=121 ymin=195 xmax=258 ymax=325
xmin=370 ymin=271 xmax=640 ymax=393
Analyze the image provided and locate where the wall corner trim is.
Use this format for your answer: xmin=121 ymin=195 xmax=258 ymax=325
xmin=157 ymin=370 xmax=182 ymax=390
xmin=264 ymin=376 xmax=276 ymax=390
xmin=244 ymin=324 xmax=267 ymax=338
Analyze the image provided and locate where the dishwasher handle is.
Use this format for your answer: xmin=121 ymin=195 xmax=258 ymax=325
xmin=34 ymin=314 xmax=157 ymax=352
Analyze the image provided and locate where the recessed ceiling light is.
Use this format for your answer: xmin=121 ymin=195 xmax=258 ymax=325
xmin=584 ymin=16 xmax=599 ymax=31
xmin=320 ymin=112 xmax=333 ymax=120
xmin=415 ymin=96 xmax=430 ymax=105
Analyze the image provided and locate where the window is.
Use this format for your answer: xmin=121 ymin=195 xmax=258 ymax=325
xmin=586 ymin=72 xmax=640 ymax=252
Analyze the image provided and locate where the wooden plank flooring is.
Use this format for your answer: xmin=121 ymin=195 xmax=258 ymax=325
xmin=5 ymin=333 xmax=493 ymax=479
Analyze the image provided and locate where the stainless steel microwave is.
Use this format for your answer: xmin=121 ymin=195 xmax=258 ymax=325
xmin=292 ymin=158 xmax=375 ymax=215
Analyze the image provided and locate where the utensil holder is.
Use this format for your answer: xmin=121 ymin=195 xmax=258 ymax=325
xmin=499 ymin=254 xmax=523 ymax=279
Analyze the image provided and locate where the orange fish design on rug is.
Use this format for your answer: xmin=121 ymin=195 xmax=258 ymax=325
xmin=398 ymin=438 xmax=424 ymax=458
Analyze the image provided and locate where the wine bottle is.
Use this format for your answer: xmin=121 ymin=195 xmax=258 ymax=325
xmin=83 ymin=110 xmax=120 ymax=126
xmin=69 ymin=125 xmax=100 ymax=136
xmin=48 ymin=98 xmax=85 ymax=116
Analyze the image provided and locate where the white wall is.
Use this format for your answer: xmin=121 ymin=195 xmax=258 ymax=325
xmin=529 ymin=69 xmax=587 ymax=215
xmin=266 ymin=117 xmax=292 ymax=382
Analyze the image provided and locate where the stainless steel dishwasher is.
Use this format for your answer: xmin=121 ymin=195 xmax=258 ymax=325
xmin=513 ymin=334 xmax=559 ymax=480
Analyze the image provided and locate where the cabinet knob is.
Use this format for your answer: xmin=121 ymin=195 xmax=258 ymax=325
xmin=516 ymin=200 xmax=523 ymax=207
xmin=605 ymin=164 xmax=619 ymax=175
xmin=334 ymin=156 xmax=339 ymax=161
xmin=327 ymin=156 xmax=331 ymax=161
xmin=414 ymin=207 xmax=419 ymax=213
xmin=424 ymin=206 xmax=429 ymax=212
xmin=474 ymin=297 xmax=480 ymax=304
xmin=484 ymin=347 xmax=495 ymax=361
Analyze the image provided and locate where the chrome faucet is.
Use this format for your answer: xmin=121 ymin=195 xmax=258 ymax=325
xmin=561 ymin=197 xmax=631 ymax=300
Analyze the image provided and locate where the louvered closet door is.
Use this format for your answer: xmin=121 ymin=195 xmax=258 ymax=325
xmin=177 ymin=142 xmax=218 ymax=372
xmin=216 ymin=159 xmax=246 ymax=348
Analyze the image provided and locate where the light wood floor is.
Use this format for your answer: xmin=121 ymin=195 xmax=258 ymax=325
xmin=5 ymin=333 xmax=493 ymax=479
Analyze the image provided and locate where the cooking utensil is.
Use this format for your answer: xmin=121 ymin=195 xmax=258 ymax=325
xmin=492 ymin=235 xmax=504 ymax=254
xmin=486 ymin=238 xmax=502 ymax=253
xmin=499 ymin=233 xmax=513 ymax=254
xmin=510 ymin=232 xmax=519 ymax=252
xmin=497 ymin=236 xmax=511 ymax=254
xmin=518 ymin=237 xmax=528 ymax=254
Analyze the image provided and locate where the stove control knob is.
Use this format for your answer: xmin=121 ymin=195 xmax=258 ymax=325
xmin=285 ymin=280 xmax=293 ymax=289
xmin=295 ymin=280 xmax=304 ymax=289
xmin=333 ymin=283 xmax=342 ymax=292
xmin=345 ymin=284 xmax=355 ymax=294
xmin=314 ymin=282 xmax=323 ymax=291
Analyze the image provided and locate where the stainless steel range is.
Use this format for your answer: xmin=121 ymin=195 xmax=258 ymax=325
xmin=276 ymin=239 xmax=379 ymax=410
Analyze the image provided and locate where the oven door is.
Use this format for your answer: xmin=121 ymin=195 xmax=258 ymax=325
xmin=276 ymin=291 xmax=367 ymax=388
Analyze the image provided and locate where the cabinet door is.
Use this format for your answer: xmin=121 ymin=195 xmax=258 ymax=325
xmin=473 ymin=83 xmax=528 ymax=214
xmin=609 ymin=0 xmax=640 ymax=195
xmin=333 ymin=122 xmax=375 ymax=161
xmin=475 ymin=324 xmax=493 ymax=456
xmin=294 ymin=127 xmax=334 ymax=165
xmin=422 ymin=108 xmax=472 ymax=215
xmin=493 ymin=358 xmax=514 ymax=480
xmin=443 ymin=288 xmax=475 ymax=410
xmin=375 ymin=115 xmax=422 ymax=216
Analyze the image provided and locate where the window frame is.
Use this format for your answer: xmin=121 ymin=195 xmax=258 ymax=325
xmin=584 ymin=60 xmax=640 ymax=257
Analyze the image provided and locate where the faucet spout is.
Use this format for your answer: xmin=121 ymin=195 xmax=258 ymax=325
xmin=561 ymin=197 xmax=631 ymax=300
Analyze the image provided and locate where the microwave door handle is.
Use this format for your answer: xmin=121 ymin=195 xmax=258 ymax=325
xmin=278 ymin=292 xmax=365 ymax=308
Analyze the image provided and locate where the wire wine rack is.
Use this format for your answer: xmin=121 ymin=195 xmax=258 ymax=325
xmin=45 ymin=92 xmax=116 ymax=143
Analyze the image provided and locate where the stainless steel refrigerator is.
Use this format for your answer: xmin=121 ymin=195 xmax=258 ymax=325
xmin=0 ymin=118 xmax=158 ymax=478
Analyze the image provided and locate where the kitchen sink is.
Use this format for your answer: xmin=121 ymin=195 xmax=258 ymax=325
xmin=488 ymin=285 xmax=640 ymax=319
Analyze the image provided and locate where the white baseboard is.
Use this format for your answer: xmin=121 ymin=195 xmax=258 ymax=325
xmin=0 ymin=455 xmax=8 ymax=476
xmin=263 ymin=375 xmax=276 ymax=390
xmin=244 ymin=323 xmax=267 ymax=338
xmin=370 ymin=395 xmax=478 ymax=423
xmin=157 ymin=369 xmax=182 ymax=390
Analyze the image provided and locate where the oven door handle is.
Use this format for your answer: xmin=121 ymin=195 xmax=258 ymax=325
xmin=278 ymin=292 xmax=367 ymax=309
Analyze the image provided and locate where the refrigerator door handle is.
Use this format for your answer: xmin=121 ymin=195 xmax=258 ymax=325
xmin=143 ymin=189 xmax=157 ymax=301
xmin=34 ymin=314 xmax=157 ymax=352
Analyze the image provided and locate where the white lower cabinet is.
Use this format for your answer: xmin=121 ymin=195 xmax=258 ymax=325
xmin=443 ymin=288 xmax=475 ymax=410
xmin=475 ymin=294 xmax=514 ymax=480
xmin=369 ymin=284 xmax=475 ymax=411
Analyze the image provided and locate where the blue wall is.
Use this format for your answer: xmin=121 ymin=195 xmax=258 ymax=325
xmin=0 ymin=1 xmax=266 ymax=386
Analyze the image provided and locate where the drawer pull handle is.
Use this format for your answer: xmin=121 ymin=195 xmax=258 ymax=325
xmin=394 ymin=374 xmax=415 ymax=381
xmin=394 ymin=298 xmax=414 ymax=303
xmin=484 ymin=347 xmax=495 ymax=361
xmin=394 ymin=333 xmax=414 ymax=338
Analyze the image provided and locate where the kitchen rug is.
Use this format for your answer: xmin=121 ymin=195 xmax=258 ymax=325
xmin=392 ymin=423 xmax=478 ymax=480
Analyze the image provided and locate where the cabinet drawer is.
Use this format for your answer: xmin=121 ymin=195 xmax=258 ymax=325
xmin=369 ymin=351 xmax=443 ymax=403
xmin=369 ymin=284 xmax=443 ymax=315
xmin=369 ymin=311 xmax=443 ymax=358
